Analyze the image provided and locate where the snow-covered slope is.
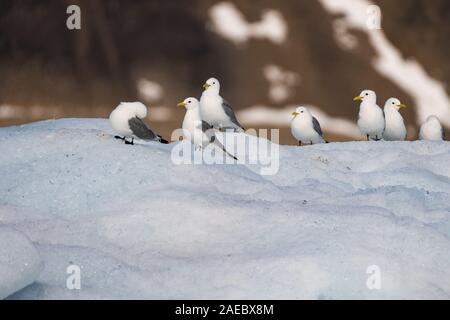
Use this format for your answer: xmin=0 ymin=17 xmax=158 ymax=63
xmin=0 ymin=119 xmax=449 ymax=299
xmin=0 ymin=227 xmax=42 ymax=299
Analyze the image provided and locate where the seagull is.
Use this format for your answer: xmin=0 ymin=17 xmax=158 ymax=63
xmin=109 ymin=102 xmax=168 ymax=145
xmin=354 ymin=90 xmax=385 ymax=141
xmin=290 ymin=106 xmax=327 ymax=146
xmin=382 ymin=98 xmax=407 ymax=141
xmin=199 ymin=77 xmax=245 ymax=132
xmin=178 ymin=97 xmax=237 ymax=160
xmin=419 ymin=115 xmax=445 ymax=141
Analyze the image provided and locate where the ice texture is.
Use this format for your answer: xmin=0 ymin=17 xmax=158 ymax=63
xmin=0 ymin=227 xmax=42 ymax=299
xmin=0 ymin=119 xmax=449 ymax=299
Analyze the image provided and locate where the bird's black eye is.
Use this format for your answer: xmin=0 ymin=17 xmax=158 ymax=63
xmin=365 ymin=93 xmax=369 ymax=96
xmin=213 ymin=82 xmax=215 ymax=84
xmin=392 ymin=102 xmax=395 ymax=104
xmin=301 ymin=111 xmax=304 ymax=113
xmin=188 ymin=100 xmax=191 ymax=103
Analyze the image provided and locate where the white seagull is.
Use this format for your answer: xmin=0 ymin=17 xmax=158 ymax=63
xmin=290 ymin=106 xmax=327 ymax=146
xmin=382 ymin=97 xmax=407 ymax=141
xmin=354 ymin=90 xmax=385 ymax=141
xmin=199 ymin=77 xmax=245 ymax=132
xmin=419 ymin=115 xmax=445 ymax=141
xmin=178 ymin=97 xmax=237 ymax=160
xmin=109 ymin=102 xmax=168 ymax=145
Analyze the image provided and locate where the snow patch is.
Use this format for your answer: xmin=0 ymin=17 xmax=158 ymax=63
xmin=263 ymin=65 xmax=300 ymax=103
xmin=331 ymin=19 xmax=358 ymax=50
xmin=137 ymin=78 xmax=164 ymax=103
xmin=208 ymin=2 xmax=288 ymax=46
xmin=0 ymin=105 xmax=52 ymax=120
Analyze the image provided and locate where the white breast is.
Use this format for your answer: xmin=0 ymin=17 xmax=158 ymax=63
xmin=109 ymin=105 xmax=134 ymax=137
xmin=358 ymin=102 xmax=385 ymax=137
xmin=291 ymin=117 xmax=323 ymax=144
xmin=182 ymin=109 xmax=210 ymax=146
xmin=199 ymin=93 xmax=229 ymax=127
xmin=383 ymin=107 xmax=406 ymax=141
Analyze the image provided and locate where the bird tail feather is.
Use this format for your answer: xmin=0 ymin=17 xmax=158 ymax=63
xmin=157 ymin=135 xmax=169 ymax=144
xmin=213 ymin=140 xmax=237 ymax=160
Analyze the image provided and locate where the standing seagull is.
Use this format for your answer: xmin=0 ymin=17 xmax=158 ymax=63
xmin=354 ymin=90 xmax=385 ymax=141
xmin=419 ymin=115 xmax=445 ymax=141
xmin=109 ymin=102 xmax=168 ymax=145
xmin=290 ymin=106 xmax=327 ymax=146
xmin=199 ymin=77 xmax=245 ymax=132
xmin=383 ymin=98 xmax=407 ymax=141
xmin=178 ymin=97 xmax=237 ymax=160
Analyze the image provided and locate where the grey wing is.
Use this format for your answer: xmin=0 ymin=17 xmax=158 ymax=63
xmin=128 ymin=117 xmax=157 ymax=140
xmin=312 ymin=117 xmax=323 ymax=137
xmin=222 ymin=99 xmax=244 ymax=130
xmin=201 ymin=120 xmax=213 ymax=132
xmin=200 ymin=120 xmax=215 ymax=143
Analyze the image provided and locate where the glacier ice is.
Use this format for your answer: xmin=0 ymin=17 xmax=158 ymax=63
xmin=0 ymin=119 xmax=449 ymax=299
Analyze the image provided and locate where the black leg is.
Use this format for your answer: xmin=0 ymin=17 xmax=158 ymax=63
xmin=124 ymin=138 xmax=134 ymax=145
xmin=298 ymin=141 xmax=302 ymax=146
xmin=115 ymin=135 xmax=125 ymax=140
xmin=367 ymin=134 xmax=370 ymax=141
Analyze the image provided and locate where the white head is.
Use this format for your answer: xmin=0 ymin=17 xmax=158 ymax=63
xmin=202 ymin=77 xmax=220 ymax=94
xmin=425 ymin=115 xmax=441 ymax=124
xmin=177 ymin=97 xmax=199 ymax=110
xmin=291 ymin=106 xmax=312 ymax=120
xmin=354 ymin=89 xmax=376 ymax=104
xmin=384 ymin=97 xmax=406 ymax=111
xmin=120 ymin=101 xmax=147 ymax=118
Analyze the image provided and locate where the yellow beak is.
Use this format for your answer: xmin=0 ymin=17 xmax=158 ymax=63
xmin=292 ymin=111 xmax=299 ymax=117
xmin=177 ymin=101 xmax=186 ymax=107
xmin=202 ymin=83 xmax=210 ymax=89
xmin=353 ymin=96 xmax=363 ymax=101
xmin=399 ymin=103 xmax=406 ymax=108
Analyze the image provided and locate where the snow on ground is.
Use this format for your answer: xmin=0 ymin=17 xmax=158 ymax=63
xmin=318 ymin=0 xmax=450 ymax=127
xmin=0 ymin=227 xmax=43 ymax=299
xmin=1 ymin=118 xmax=450 ymax=299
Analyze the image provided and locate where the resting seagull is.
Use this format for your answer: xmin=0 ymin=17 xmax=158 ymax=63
xmin=354 ymin=90 xmax=385 ymax=141
xmin=290 ymin=106 xmax=327 ymax=145
xmin=419 ymin=115 xmax=445 ymax=141
xmin=199 ymin=77 xmax=245 ymax=132
xmin=178 ymin=97 xmax=237 ymax=160
xmin=383 ymin=98 xmax=407 ymax=141
xmin=109 ymin=102 xmax=168 ymax=145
